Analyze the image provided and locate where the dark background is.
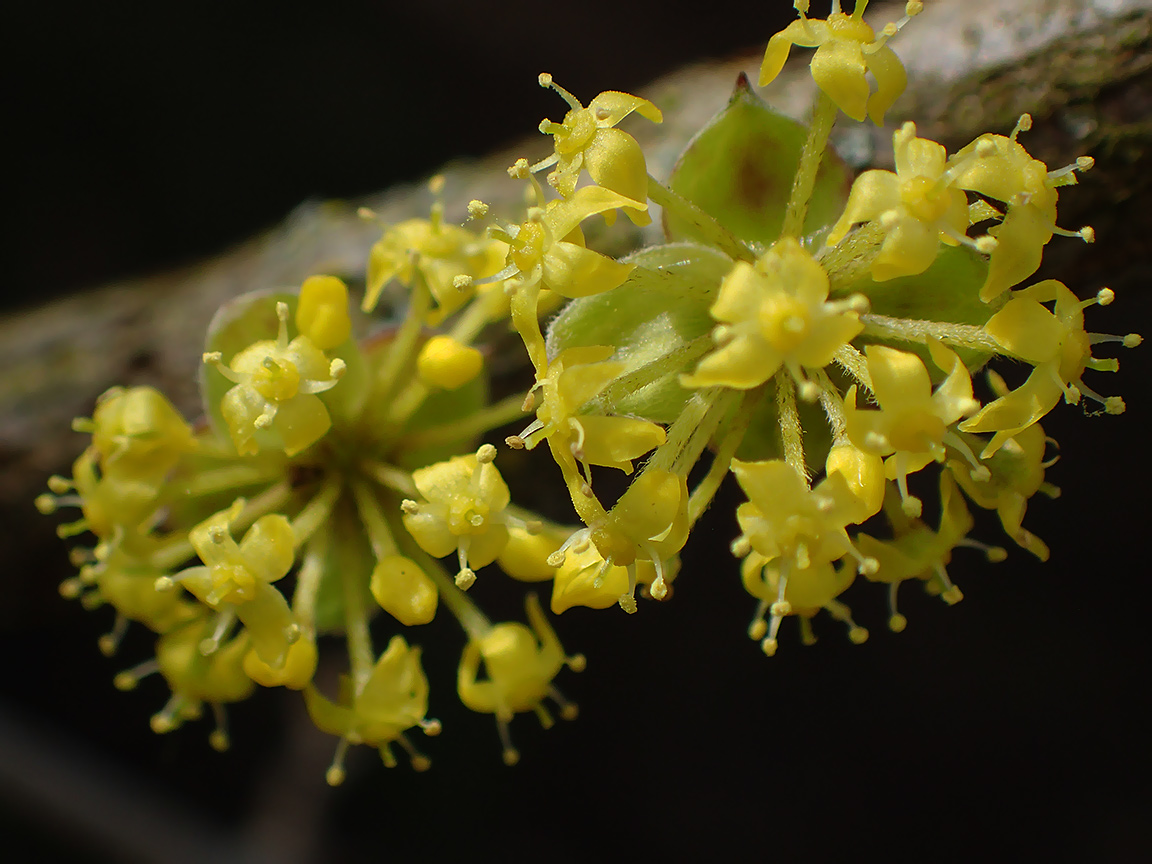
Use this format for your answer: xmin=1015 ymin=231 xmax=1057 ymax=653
xmin=5 ymin=2 xmax=1150 ymax=863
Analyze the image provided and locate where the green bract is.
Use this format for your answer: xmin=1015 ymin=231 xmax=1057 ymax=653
xmin=664 ymin=76 xmax=851 ymax=248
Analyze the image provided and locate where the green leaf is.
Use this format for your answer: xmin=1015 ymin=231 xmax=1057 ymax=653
xmin=665 ymin=74 xmax=852 ymax=247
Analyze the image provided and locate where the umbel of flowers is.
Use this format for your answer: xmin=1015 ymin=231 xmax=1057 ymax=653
xmin=39 ymin=0 xmax=1140 ymax=780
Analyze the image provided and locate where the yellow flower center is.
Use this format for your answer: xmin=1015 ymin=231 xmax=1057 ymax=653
xmin=554 ymin=109 xmax=596 ymax=154
xmin=511 ymin=220 xmax=547 ymax=273
xmin=901 ymin=175 xmax=951 ymax=223
xmin=759 ymin=295 xmax=811 ymax=353
xmin=887 ymin=411 xmax=946 ymax=453
xmin=251 ymin=355 xmax=301 ymax=402
xmin=825 ymin=12 xmax=876 ymax=43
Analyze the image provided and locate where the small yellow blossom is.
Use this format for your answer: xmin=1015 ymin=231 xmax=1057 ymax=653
xmin=533 ymin=73 xmax=662 ymax=224
xmin=84 ymin=386 xmax=196 ymax=484
xmin=141 ymin=618 xmax=256 ymax=749
xmin=760 ymin=0 xmax=913 ymax=125
xmin=51 ymin=448 xmax=165 ymax=540
xmin=948 ymin=120 xmax=1093 ymax=302
xmin=551 ymin=540 xmax=678 ymax=615
xmin=740 ymin=552 xmax=867 ymax=656
xmin=587 ymin=468 xmax=688 ymax=610
xmin=305 ymin=635 xmax=439 ymax=781
xmin=495 ymin=184 xmax=638 ymax=370
xmin=243 ymin=633 xmax=318 ymax=690
xmin=362 ymin=214 xmax=508 ymax=320
xmin=826 ymin=122 xmax=972 ymax=280
xmin=950 ymin=398 xmax=1060 ymax=561
xmin=79 ymin=544 xmax=196 ymax=637
xmin=401 ymin=445 xmax=512 ymax=588
xmin=732 ymin=459 xmax=876 ymax=574
xmin=168 ymin=501 xmax=302 ymax=670
xmin=508 ymin=346 xmax=666 ymax=491
xmin=857 ymin=473 xmax=985 ymax=631
xmin=457 ymin=594 xmax=584 ymax=764
xmin=845 ymin=340 xmax=979 ymax=516
xmin=206 ymin=302 xmax=345 ymax=457
xmin=682 ymin=237 xmax=864 ymax=394
xmin=961 ymin=281 xmax=1132 ymax=455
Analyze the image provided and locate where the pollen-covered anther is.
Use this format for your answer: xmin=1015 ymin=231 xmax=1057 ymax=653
xmin=974 ymin=235 xmax=999 ymax=255
xmin=507 ymin=158 xmax=531 ymax=179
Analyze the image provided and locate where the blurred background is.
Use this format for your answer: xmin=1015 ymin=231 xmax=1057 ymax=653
xmin=5 ymin=2 xmax=1150 ymax=862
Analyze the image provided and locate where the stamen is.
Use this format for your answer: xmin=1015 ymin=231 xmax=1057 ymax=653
xmin=208 ymin=703 xmax=230 ymax=752
xmin=932 ymin=563 xmax=964 ymax=605
xmin=114 ymin=658 xmax=159 ymax=691
xmin=888 ymin=583 xmax=907 ymax=632
xmin=497 ymin=716 xmax=520 ymax=766
xmin=97 ymin=614 xmax=129 ymax=657
xmin=538 ymin=72 xmax=582 ymax=111
xmin=326 ymin=739 xmax=350 ymax=786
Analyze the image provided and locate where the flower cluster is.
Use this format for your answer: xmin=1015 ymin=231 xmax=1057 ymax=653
xmin=39 ymin=0 xmax=1140 ymax=781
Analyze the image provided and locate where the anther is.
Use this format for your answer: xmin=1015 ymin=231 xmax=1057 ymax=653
xmin=455 ymin=568 xmax=476 ymax=590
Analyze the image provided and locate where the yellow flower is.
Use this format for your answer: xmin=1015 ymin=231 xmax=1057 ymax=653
xmin=741 ymin=553 xmax=866 ymax=655
xmin=681 ymin=237 xmax=864 ymax=394
xmin=170 ymin=500 xmax=301 ymax=670
xmin=533 ymin=73 xmax=662 ymax=225
xmin=457 ymin=594 xmax=584 ymax=765
xmin=826 ymin=122 xmax=972 ymax=280
xmin=947 ymin=417 xmax=1059 ymax=561
xmin=759 ymin=0 xmax=915 ymax=125
xmin=550 ymin=541 xmax=677 ymax=614
xmin=401 ymin=444 xmax=512 ymax=588
xmin=362 ymin=213 xmax=508 ymax=321
xmin=732 ymin=459 xmax=876 ymax=574
xmin=49 ymin=447 xmax=165 ymax=541
xmin=948 ymin=120 xmax=1093 ymax=302
xmin=304 ymin=635 xmax=439 ymax=781
xmin=206 ymin=302 xmax=345 ymax=457
xmin=509 ymin=345 xmax=666 ymax=486
xmin=79 ymin=543 xmax=196 ymax=637
xmin=142 ymin=618 xmax=256 ymax=750
xmin=494 ymin=184 xmax=638 ymax=371
xmin=844 ymin=340 xmax=979 ymax=516
xmin=856 ymin=472 xmax=985 ymax=631
xmin=84 ymin=386 xmax=196 ymax=485
xmin=960 ymin=281 xmax=1132 ymax=456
